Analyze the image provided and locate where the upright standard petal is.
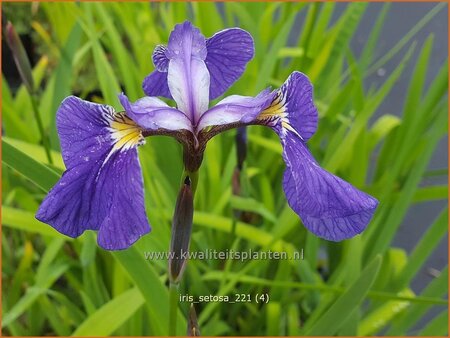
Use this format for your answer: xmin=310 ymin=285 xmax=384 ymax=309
xmin=196 ymin=89 xmax=275 ymax=131
xmin=142 ymin=45 xmax=172 ymax=99
xmin=35 ymin=96 xmax=150 ymax=250
xmin=143 ymin=25 xmax=254 ymax=102
xmin=119 ymin=93 xmax=192 ymax=132
xmin=152 ymin=45 xmax=169 ymax=71
xmin=280 ymin=131 xmax=378 ymax=241
xmin=205 ymin=28 xmax=254 ymax=100
xmin=142 ymin=70 xmax=172 ymax=99
xmin=166 ymin=21 xmax=210 ymax=124
xmin=257 ymin=71 xmax=318 ymax=141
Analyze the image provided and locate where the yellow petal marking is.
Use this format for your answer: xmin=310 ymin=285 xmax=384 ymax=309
xmin=108 ymin=113 xmax=144 ymax=152
xmin=257 ymin=91 xmax=303 ymax=140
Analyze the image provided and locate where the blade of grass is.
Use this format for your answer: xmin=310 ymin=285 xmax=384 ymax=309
xmin=2 ymin=206 xmax=65 ymax=238
xmin=303 ymin=256 xmax=381 ymax=335
xmin=113 ymin=248 xmax=186 ymax=335
xmin=2 ymin=139 xmax=60 ymax=192
xmin=72 ymin=287 xmax=144 ymax=336
xmin=367 ymin=3 xmax=446 ymax=74
xmin=48 ymin=22 xmax=83 ymax=148
xmin=387 ymin=266 xmax=448 ymax=335
xmin=393 ymin=208 xmax=448 ymax=289
xmin=418 ymin=310 xmax=448 ymax=336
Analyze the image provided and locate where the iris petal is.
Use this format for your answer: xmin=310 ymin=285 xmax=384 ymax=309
xmin=35 ymin=96 xmax=151 ymax=250
xmin=152 ymin=44 xmax=169 ymax=71
xmin=142 ymin=70 xmax=172 ymax=99
xmin=119 ymin=93 xmax=192 ymax=132
xmin=281 ymin=131 xmax=378 ymax=241
xmin=257 ymin=71 xmax=318 ymax=141
xmin=196 ymin=89 xmax=274 ymax=131
xmin=142 ymin=25 xmax=254 ymax=103
xmin=167 ymin=57 xmax=210 ymax=123
xmin=205 ymin=28 xmax=254 ymax=100
xmin=166 ymin=21 xmax=210 ymax=123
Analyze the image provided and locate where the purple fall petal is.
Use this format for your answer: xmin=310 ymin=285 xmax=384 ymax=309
xmin=278 ymin=71 xmax=318 ymax=141
xmin=280 ymin=131 xmax=378 ymax=241
xmin=205 ymin=28 xmax=254 ymax=100
xmin=119 ymin=93 xmax=192 ymax=132
xmin=36 ymin=96 xmax=151 ymax=250
xmin=96 ymin=149 xmax=151 ymax=250
xmin=196 ymin=88 xmax=275 ymax=131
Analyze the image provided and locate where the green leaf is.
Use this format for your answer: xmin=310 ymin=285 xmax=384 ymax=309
xmin=304 ymin=256 xmax=381 ymax=336
xmin=2 ymin=207 xmax=65 ymax=238
xmin=394 ymin=208 xmax=448 ymax=289
xmin=359 ymin=3 xmax=390 ymax=70
xmin=3 ymin=136 xmax=65 ymax=169
xmin=49 ymin=22 xmax=83 ymax=148
xmin=368 ymin=114 xmax=401 ymax=150
xmin=2 ymin=139 xmax=60 ymax=192
xmin=82 ymin=3 xmax=121 ymax=107
xmin=367 ymin=3 xmax=446 ymax=74
xmin=358 ymin=288 xmax=415 ymax=335
xmin=2 ymin=288 xmax=47 ymax=328
xmin=419 ymin=310 xmax=448 ymax=336
xmin=229 ymin=196 xmax=277 ymax=223
xmin=266 ymin=302 xmax=281 ymax=335
xmin=94 ymin=3 xmax=140 ymax=100
xmin=254 ymin=5 xmax=300 ymax=91
xmin=413 ymin=186 xmax=448 ymax=203
xmin=388 ymin=266 xmax=448 ymax=335
xmin=112 ymin=247 xmax=186 ymax=335
xmin=72 ymin=288 xmax=144 ymax=336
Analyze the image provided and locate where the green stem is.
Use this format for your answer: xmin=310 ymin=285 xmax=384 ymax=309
xmin=168 ymin=282 xmax=179 ymax=336
xmin=30 ymin=94 xmax=53 ymax=164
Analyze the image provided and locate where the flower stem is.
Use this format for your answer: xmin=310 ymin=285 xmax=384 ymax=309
xmin=168 ymin=281 xmax=179 ymax=336
xmin=30 ymin=93 xmax=53 ymax=164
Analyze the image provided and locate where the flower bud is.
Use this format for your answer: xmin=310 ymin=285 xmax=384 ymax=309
xmin=5 ymin=21 xmax=34 ymax=93
xmin=169 ymin=176 xmax=194 ymax=284
xmin=187 ymin=304 xmax=200 ymax=336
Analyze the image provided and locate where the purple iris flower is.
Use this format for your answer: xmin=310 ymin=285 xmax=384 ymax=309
xmin=36 ymin=21 xmax=378 ymax=250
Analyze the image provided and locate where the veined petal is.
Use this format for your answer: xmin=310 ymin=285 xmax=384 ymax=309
xmin=166 ymin=21 xmax=207 ymax=60
xmin=119 ymin=93 xmax=192 ymax=132
xmin=152 ymin=44 xmax=169 ymax=71
xmin=36 ymin=96 xmax=150 ymax=250
xmin=166 ymin=21 xmax=210 ymax=123
xmin=142 ymin=70 xmax=172 ymax=99
xmin=205 ymin=28 xmax=254 ymax=100
xmin=142 ymin=45 xmax=172 ymax=99
xmin=143 ymin=26 xmax=254 ymax=102
xmin=168 ymin=58 xmax=210 ymax=123
xmin=257 ymin=71 xmax=318 ymax=141
xmin=196 ymin=88 xmax=275 ymax=131
xmin=281 ymin=131 xmax=378 ymax=241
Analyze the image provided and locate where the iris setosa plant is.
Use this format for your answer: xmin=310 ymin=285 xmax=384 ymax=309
xmin=36 ymin=21 xmax=378 ymax=258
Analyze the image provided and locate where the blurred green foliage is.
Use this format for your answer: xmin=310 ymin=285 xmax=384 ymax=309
xmin=2 ymin=2 xmax=448 ymax=336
